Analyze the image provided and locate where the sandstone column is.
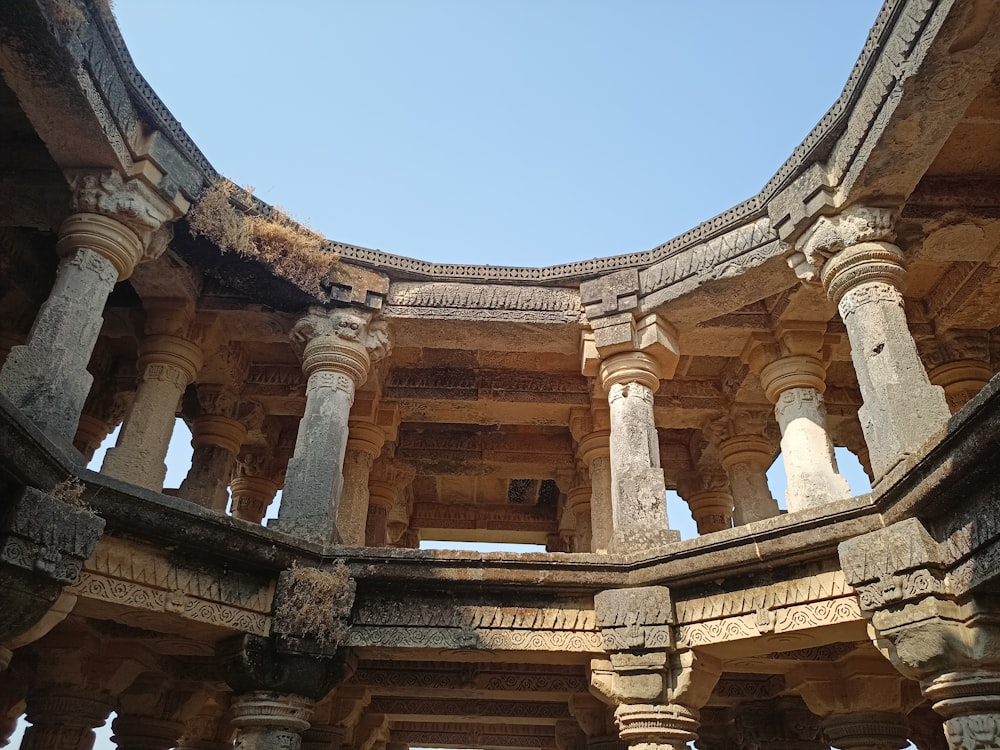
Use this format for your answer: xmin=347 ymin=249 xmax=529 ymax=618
xmin=101 ymin=307 xmax=203 ymax=491
xmin=582 ymin=313 xmax=680 ymax=551
xmin=230 ymin=452 xmax=282 ymax=525
xmin=20 ymin=688 xmax=116 ymax=750
xmin=366 ymin=454 xmax=414 ymax=548
xmin=177 ymin=387 xmax=260 ymax=512
xmin=794 ymin=207 xmax=950 ymax=480
xmin=591 ymin=587 xmax=721 ymax=750
xmin=789 ymin=654 xmax=918 ymax=750
xmin=566 ymin=480 xmax=594 ymax=552
xmin=707 ymin=406 xmax=780 ymax=525
xmin=734 ymin=697 xmax=827 ymax=750
xmin=230 ymin=691 xmax=315 ymax=750
xmin=112 ymin=674 xmax=194 ymax=750
xmin=338 ymin=422 xmax=384 ymax=546
xmin=572 ymin=414 xmax=613 ymax=554
xmin=275 ymin=307 xmax=390 ymax=545
xmin=0 ymin=171 xmax=176 ymax=442
xmin=175 ymin=692 xmax=232 ymax=750
xmin=676 ymin=464 xmax=733 ymax=535
xmin=73 ymin=344 xmax=135 ymax=461
xmin=916 ymin=329 xmax=993 ymax=414
xmin=745 ymin=326 xmax=851 ymax=512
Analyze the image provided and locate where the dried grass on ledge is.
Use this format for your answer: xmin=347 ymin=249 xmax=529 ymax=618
xmin=188 ymin=180 xmax=340 ymax=297
xmin=273 ymin=562 xmax=355 ymax=646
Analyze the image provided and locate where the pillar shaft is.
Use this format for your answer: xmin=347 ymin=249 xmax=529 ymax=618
xmin=579 ymin=430 xmax=613 ymax=554
xmin=600 ymin=353 xmax=675 ymax=551
xmin=0 ymin=215 xmax=136 ymax=441
xmin=178 ymin=415 xmax=246 ymax=512
xmin=102 ymin=334 xmax=202 ymax=490
xmin=338 ymin=423 xmax=384 ymax=546
xmin=277 ymin=308 xmax=388 ymax=545
xmin=822 ymin=242 xmax=950 ymax=479
xmin=717 ymin=435 xmax=779 ymax=524
xmin=757 ymin=353 xmax=851 ymax=511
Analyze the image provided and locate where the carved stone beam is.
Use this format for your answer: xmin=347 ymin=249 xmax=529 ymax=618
xmin=0 ymin=486 xmax=104 ymax=659
xmin=274 ymin=306 xmax=391 ymax=545
xmin=792 ymin=206 xmax=950 ymax=482
xmin=839 ymin=518 xmax=1000 ymax=750
xmin=0 ymin=170 xmax=178 ymax=443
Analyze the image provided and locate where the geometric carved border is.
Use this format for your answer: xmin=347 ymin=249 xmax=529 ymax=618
xmin=69 ymin=538 xmax=273 ymax=636
xmin=675 ymin=569 xmax=862 ymax=648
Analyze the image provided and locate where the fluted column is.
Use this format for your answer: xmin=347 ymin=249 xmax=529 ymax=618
xmin=794 ymin=207 xmax=950 ymax=480
xmin=746 ymin=329 xmax=852 ymax=511
xmin=102 ymin=312 xmax=203 ymax=490
xmin=0 ymin=172 xmax=175 ymax=441
xmin=338 ymin=422 xmax=384 ymax=546
xmin=230 ymin=691 xmax=314 ymax=750
xmin=275 ymin=308 xmax=389 ymax=545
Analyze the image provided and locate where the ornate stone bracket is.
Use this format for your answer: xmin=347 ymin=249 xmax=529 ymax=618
xmin=0 ymin=485 xmax=104 ymax=646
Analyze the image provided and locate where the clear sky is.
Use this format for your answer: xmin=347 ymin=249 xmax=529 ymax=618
xmin=8 ymin=2 xmax=882 ymax=748
xmin=113 ymin=1 xmax=883 ymax=267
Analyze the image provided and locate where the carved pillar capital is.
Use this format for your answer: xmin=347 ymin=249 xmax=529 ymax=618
xmin=582 ymin=313 xmax=679 ymax=386
xmin=615 ymin=703 xmax=700 ymax=750
xmin=923 ymin=671 xmax=1000 ymax=750
xmin=821 ymin=712 xmax=910 ymax=750
xmin=291 ymin=307 xmax=390 ymax=385
xmin=229 ymin=691 xmax=314 ymax=750
xmin=790 ymin=205 xmax=896 ymax=283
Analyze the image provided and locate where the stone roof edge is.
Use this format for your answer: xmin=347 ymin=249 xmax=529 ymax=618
xmin=96 ymin=0 xmax=906 ymax=284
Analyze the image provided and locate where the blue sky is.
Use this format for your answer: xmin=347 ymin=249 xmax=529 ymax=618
xmin=114 ymin=1 xmax=883 ymax=266
xmin=9 ymin=3 xmax=882 ymax=747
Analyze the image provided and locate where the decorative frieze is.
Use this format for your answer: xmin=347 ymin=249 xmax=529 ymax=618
xmin=385 ymin=282 xmax=580 ymax=323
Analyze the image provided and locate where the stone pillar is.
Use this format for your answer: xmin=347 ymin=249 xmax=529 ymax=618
xmin=275 ymin=308 xmax=389 ymax=545
xmin=714 ymin=425 xmax=779 ymax=525
xmin=177 ymin=386 xmax=252 ymax=511
xmin=230 ymin=457 xmax=282 ymax=525
xmin=566 ymin=480 xmax=594 ymax=552
xmin=582 ymin=312 xmax=681 ymax=551
xmin=745 ymin=327 xmax=852 ymax=511
xmin=789 ymin=654 xmax=918 ymax=750
xmin=102 ymin=312 xmax=203 ymax=491
xmin=111 ymin=674 xmax=190 ymax=750
xmin=677 ymin=458 xmax=733 ymax=535
xmin=575 ymin=424 xmax=613 ymax=554
xmin=907 ymin=704 xmax=948 ymax=750
xmin=230 ymin=691 xmax=314 ymax=750
xmin=73 ymin=346 xmax=135 ymax=462
xmin=0 ymin=172 xmax=175 ymax=442
xmin=734 ymin=697 xmax=826 ymax=750
xmin=840 ymin=518 xmax=1000 ymax=750
xmin=366 ymin=455 xmax=414 ymax=548
xmin=794 ymin=207 xmax=950 ymax=480
xmin=20 ymin=688 xmax=115 ymax=750
xmin=923 ymin=671 xmax=1000 ymax=750
xmin=175 ymin=693 xmax=232 ymax=750
xmin=338 ymin=422 xmax=384 ymax=546
xmin=591 ymin=587 xmax=722 ymax=750
xmin=916 ymin=329 xmax=993 ymax=414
